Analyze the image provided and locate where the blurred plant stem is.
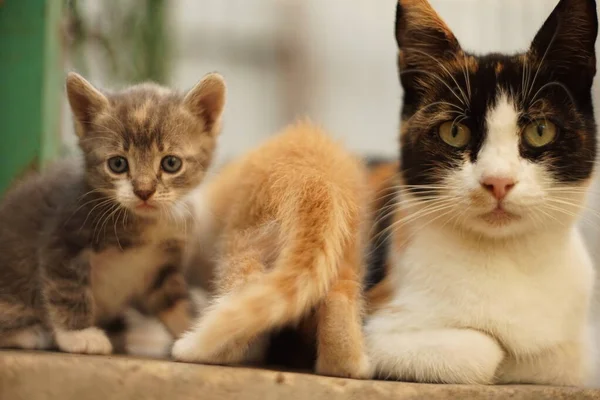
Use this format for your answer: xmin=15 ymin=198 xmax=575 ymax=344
xmin=65 ymin=0 xmax=170 ymax=84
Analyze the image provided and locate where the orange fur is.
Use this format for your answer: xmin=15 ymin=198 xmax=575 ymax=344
xmin=173 ymin=121 xmax=371 ymax=378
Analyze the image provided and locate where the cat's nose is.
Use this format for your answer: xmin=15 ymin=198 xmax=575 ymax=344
xmin=480 ymin=176 xmax=515 ymax=201
xmin=134 ymin=188 xmax=156 ymax=201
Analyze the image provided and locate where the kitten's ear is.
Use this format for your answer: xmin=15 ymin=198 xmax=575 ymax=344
xmin=395 ymin=0 xmax=462 ymax=71
xmin=183 ymin=73 xmax=226 ymax=135
xmin=529 ymin=0 xmax=598 ymax=82
xmin=66 ymin=72 xmax=109 ymax=137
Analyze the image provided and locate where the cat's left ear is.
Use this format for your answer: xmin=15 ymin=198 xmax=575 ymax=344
xmin=66 ymin=72 xmax=109 ymax=137
xmin=184 ymin=73 xmax=226 ymax=136
xmin=529 ymin=0 xmax=598 ymax=83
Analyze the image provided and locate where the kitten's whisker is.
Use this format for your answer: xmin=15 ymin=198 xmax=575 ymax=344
xmin=95 ymin=203 xmax=120 ymax=243
xmin=80 ymin=198 xmax=115 ymax=231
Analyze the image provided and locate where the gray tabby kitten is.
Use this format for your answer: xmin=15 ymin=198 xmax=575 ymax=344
xmin=0 ymin=72 xmax=225 ymax=354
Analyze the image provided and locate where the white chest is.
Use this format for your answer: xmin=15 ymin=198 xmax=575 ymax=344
xmin=383 ymin=227 xmax=594 ymax=354
xmin=89 ymin=226 xmax=184 ymax=322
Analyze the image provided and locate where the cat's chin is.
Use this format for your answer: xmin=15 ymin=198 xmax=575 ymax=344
xmin=459 ymin=212 xmax=535 ymax=239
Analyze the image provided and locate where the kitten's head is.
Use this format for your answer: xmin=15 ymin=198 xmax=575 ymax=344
xmin=66 ymin=72 xmax=226 ymax=217
xmin=396 ymin=0 xmax=598 ymax=238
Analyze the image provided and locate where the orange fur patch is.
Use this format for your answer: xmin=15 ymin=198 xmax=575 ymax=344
xmin=178 ymin=121 xmax=371 ymax=378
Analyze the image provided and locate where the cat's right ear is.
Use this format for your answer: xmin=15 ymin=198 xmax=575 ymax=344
xmin=395 ymin=0 xmax=462 ymax=72
xmin=183 ymin=73 xmax=226 ymax=136
xmin=66 ymin=72 xmax=109 ymax=137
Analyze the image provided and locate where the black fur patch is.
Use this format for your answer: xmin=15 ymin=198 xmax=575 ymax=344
xmin=396 ymin=0 xmax=598 ymax=192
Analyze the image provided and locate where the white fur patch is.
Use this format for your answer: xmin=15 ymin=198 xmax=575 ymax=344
xmin=54 ymin=326 xmax=112 ymax=355
xmin=371 ymin=93 xmax=597 ymax=386
xmin=90 ymin=223 xmax=184 ymax=322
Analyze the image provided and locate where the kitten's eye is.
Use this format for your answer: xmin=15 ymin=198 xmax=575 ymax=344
xmin=107 ymin=156 xmax=128 ymax=174
xmin=523 ymin=120 xmax=557 ymax=148
xmin=161 ymin=156 xmax=182 ymax=173
xmin=438 ymin=121 xmax=471 ymax=148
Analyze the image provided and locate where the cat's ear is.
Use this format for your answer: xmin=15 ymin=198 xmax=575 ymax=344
xmin=529 ymin=0 xmax=598 ymax=82
xmin=183 ymin=73 xmax=226 ymax=135
xmin=395 ymin=0 xmax=462 ymax=71
xmin=66 ymin=72 xmax=109 ymax=137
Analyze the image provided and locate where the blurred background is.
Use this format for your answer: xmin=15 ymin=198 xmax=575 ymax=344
xmin=1 ymin=0 xmax=600 ymax=255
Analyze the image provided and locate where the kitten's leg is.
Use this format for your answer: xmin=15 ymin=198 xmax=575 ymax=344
xmin=366 ymin=324 xmax=504 ymax=384
xmin=42 ymin=252 xmax=112 ymax=354
xmin=140 ymin=264 xmax=193 ymax=339
xmin=0 ymin=301 xmax=53 ymax=350
xmin=173 ymin=244 xmax=269 ymax=365
xmin=315 ymin=247 xmax=369 ymax=379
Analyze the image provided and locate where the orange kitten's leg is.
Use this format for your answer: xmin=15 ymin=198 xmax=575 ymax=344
xmin=315 ymin=248 xmax=370 ymax=379
xmin=173 ymin=237 xmax=270 ymax=365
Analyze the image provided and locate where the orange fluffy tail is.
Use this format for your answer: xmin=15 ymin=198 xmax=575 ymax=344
xmin=200 ymin=193 xmax=356 ymax=355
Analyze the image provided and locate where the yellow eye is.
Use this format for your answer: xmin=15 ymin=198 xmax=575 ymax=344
xmin=438 ymin=121 xmax=471 ymax=148
xmin=523 ymin=120 xmax=557 ymax=148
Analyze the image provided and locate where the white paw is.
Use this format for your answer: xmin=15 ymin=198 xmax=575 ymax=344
xmin=171 ymin=331 xmax=207 ymax=362
xmin=123 ymin=309 xmax=172 ymax=358
xmin=54 ymin=327 xmax=113 ymax=355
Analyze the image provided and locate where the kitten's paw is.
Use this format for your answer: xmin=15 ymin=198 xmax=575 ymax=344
xmin=171 ymin=330 xmax=247 ymax=365
xmin=316 ymin=353 xmax=372 ymax=379
xmin=171 ymin=331 xmax=212 ymax=363
xmin=54 ymin=327 xmax=113 ymax=355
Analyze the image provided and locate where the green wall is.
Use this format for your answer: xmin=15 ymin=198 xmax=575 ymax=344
xmin=0 ymin=0 xmax=63 ymax=194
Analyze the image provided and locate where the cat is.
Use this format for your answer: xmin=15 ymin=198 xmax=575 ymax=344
xmin=171 ymin=121 xmax=372 ymax=378
xmin=0 ymin=71 xmax=225 ymax=354
xmin=363 ymin=0 xmax=598 ymax=386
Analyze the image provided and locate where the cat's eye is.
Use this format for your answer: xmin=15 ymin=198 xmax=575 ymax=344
xmin=523 ymin=120 xmax=557 ymax=148
xmin=107 ymin=156 xmax=128 ymax=174
xmin=438 ymin=121 xmax=471 ymax=148
xmin=161 ymin=156 xmax=182 ymax=173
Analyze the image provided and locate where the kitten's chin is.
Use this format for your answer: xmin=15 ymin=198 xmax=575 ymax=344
xmin=125 ymin=202 xmax=162 ymax=218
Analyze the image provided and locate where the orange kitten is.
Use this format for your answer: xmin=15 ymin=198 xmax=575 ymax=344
xmin=172 ymin=121 xmax=371 ymax=378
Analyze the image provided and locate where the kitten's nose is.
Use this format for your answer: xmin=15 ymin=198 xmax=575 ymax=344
xmin=480 ymin=176 xmax=515 ymax=201
xmin=134 ymin=188 xmax=156 ymax=201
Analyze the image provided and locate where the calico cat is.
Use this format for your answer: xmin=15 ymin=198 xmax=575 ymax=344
xmin=171 ymin=121 xmax=371 ymax=378
xmin=0 ymin=72 xmax=225 ymax=354
xmin=364 ymin=0 xmax=598 ymax=386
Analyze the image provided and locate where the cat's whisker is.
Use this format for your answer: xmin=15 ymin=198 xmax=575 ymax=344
xmin=406 ymin=48 xmax=470 ymax=108
xmin=369 ymin=196 xmax=455 ymax=236
xmin=525 ymin=26 xmax=559 ymax=101
xmin=399 ymin=67 xmax=467 ymax=108
xmin=374 ymin=200 xmax=456 ymax=245
xmin=396 ymin=206 xmax=459 ymax=250
xmin=545 ymin=198 xmax=600 ymax=220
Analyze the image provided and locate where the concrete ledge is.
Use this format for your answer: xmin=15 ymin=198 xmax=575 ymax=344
xmin=1 ymin=350 xmax=599 ymax=400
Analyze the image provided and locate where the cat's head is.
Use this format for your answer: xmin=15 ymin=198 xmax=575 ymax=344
xmin=396 ymin=0 xmax=598 ymax=238
xmin=66 ymin=72 xmax=226 ymax=218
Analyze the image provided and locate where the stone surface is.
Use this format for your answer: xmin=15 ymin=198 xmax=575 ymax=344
xmin=1 ymin=350 xmax=600 ymax=400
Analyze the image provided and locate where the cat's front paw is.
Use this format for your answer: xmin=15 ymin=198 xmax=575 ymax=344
xmin=54 ymin=326 xmax=113 ymax=355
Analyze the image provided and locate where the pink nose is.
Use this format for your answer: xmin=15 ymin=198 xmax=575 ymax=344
xmin=480 ymin=176 xmax=515 ymax=200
